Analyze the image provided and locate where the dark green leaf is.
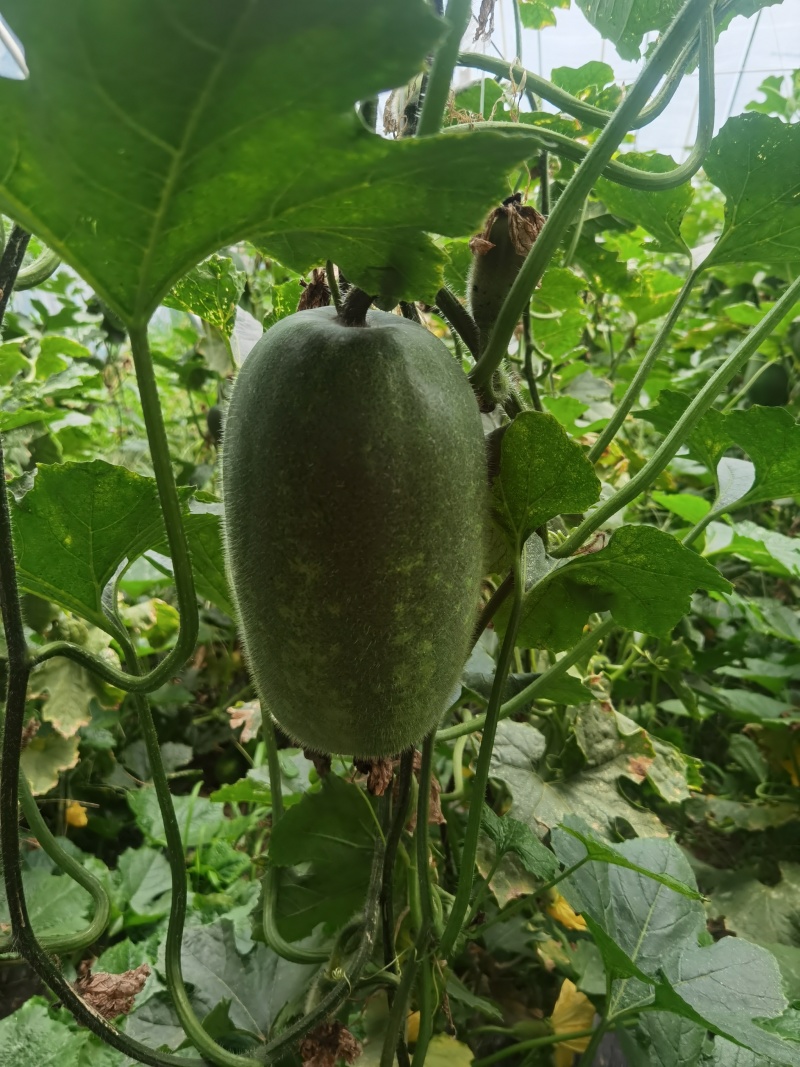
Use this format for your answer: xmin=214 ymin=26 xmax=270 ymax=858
xmin=517 ymin=525 xmax=731 ymax=651
xmin=0 ymin=0 xmax=546 ymax=317
xmin=635 ymin=390 xmax=730 ymax=473
xmin=480 ymin=805 xmax=559 ymax=881
xmin=492 ymin=411 xmax=601 ymax=550
xmin=704 ymin=114 xmax=800 ymax=268
xmin=724 ymin=407 xmax=800 ymax=506
xmin=269 ymin=775 xmax=377 ymax=940
xmin=11 ymin=461 xmax=190 ymax=633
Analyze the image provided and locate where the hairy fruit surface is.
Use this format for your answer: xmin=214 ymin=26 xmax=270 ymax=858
xmin=222 ymin=307 xmax=486 ymax=758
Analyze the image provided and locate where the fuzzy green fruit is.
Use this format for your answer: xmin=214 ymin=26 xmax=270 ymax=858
xmin=222 ymin=306 xmax=486 ymax=758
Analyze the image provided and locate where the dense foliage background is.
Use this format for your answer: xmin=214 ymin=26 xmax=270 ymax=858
xmin=0 ymin=2 xmax=799 ymax=1066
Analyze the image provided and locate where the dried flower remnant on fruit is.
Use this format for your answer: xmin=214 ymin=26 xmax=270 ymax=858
xmin=469 ymin=194 xmax=545 ymax=261
xmin=354 ymin=756 xmax=393 ymax=796
xmin=299 ymin=1021 xmax=361 ymax=1067
xmin=305 ymin=748 xmax=332 ymax=778
xmin=404 ymin=749 xmax=446 ymax=829
xmin=297 ymin=267 xmax=330 ymax=312
xmin=74 ymin=962 xmax=150 ymax=1018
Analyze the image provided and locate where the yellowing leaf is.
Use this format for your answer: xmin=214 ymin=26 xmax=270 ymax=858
xmin=424 ymin=1035 xmax=474 ymax=1067
xmin=547 ymin=892 xmax=588 ymax=931
xmin=65 ymin=800 xmax=88 ymax=828
xmin=20 ymin=734 xmax=79 ymax=795
xmin=550 ymin=979 xmax=594 ymax=1066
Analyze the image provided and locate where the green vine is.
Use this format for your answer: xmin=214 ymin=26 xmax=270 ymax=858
xmin=468 ymin=0 xmax=714 ymax=395
xmin=551 ymin=274 xmax=800 ymax=558
xmin=438 ymin=551 xmax=526 ymax=957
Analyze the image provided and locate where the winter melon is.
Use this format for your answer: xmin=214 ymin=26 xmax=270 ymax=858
xmin=222 ymin=306 xmax=486 ymax=758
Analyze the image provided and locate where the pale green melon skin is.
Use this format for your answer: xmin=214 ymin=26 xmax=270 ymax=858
xmin=222 ymin=306 xmax=486 ymax=758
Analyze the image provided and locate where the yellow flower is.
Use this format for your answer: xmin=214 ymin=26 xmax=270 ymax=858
xmin=546 ymin=892 xmax=588 ymax=931
xmin=550 ymin=979 xmax=595 ymax=1067
xmin=65 ymin=800 xmax=88 ymax=828
xmin=406 ymin=1011 xmax=420 ymax=1044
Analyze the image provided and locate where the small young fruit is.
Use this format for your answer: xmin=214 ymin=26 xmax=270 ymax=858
xmin=222 ymin=306 xmax=486 ymax=758
xmin=746 ymin=358 xmax=790 ymax=407
xmin=468 ymin=194 xmax=545 ymax=352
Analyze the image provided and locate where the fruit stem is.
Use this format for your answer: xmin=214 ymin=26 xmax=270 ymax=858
xmin=338 ymin=286 xmax=374 ymax=327
xmin=382 ymin=751 xmax=415 ymax=977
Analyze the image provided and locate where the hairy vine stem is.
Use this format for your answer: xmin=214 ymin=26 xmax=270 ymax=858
xmin=115 ymin=630 xmax=260 ymax=1067
xmin=381 ymin=751 xmax=415 ymax=978
xmin=0 ymin=780 xmax=111 ymax=956
xmin=411 ymin=732 xmax=437 ymax=1065
xmin=263 ymin=796 xmax=390 ymax=1059
xmin=467 ymin=0 xmax=714 ymax=395
xmin=435 ymin=285 xmax=481 ymax=358
xmin=417 ymin=0 xmax=472 ymax=137
xmin=440 ymin=616 xmax=615 ymax=742
xmin=588 ymin=266 xmax=705 ymax=462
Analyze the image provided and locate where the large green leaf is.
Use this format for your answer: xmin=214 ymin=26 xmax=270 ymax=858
xmin=11 ymin=461 xmax=189 ymax=633
xmin=596 ymin=152 xmax=692 ymax=254
xmin=553 ymin=830 xmax=705 ymax=1013
xmin=489 ymin=719 xmax=666 ymax=839
xmin=269 ymin=775 xmax=378 ymax=940
xmin=704 ymin=114 xmax=800 ymax=268
xmin=515 ymin=525 xmax=731 ymax=651
xmin=0 ymin=0 xmax=539 ymax=320
xmin=492 ymin=411 xmax=601 ymax=551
